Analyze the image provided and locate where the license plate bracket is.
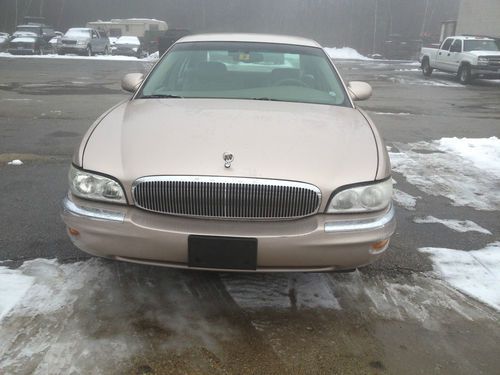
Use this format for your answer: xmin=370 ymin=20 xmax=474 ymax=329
xmin=188 ymin=235 xmax=257 ymax=270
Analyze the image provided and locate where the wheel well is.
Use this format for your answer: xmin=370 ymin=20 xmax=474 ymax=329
xmin=459 ymin=62 xmax=471 ymax=69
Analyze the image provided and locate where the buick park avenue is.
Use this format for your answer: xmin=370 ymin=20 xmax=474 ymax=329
xmin=62 ymin=34 xmax=395 ymax=272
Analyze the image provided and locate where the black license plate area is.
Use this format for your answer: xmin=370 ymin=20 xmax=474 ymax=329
xmin=188 ymin=236 xmax=257 ymax=270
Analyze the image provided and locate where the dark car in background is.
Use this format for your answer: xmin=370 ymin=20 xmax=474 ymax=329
xmin=0 ymin=33 xmax=10 ymax=51
xmin=14 ymin=24 xmax=55 ymax=42
xmin=111 ymin=36 xmax=144 ymax=57
xmin=7 ymin=35 xmax=54 ymax=55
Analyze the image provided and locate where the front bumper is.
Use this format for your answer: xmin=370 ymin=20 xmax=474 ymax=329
xmin=62 ymin=194 xmax=396 ymax=272
xmin=471 ymin=65 xmax=500 ymax=79
xmin=8 ymin=48 xmax=36 ymax=55
xmin=59 ymin=45 xmax=87 ymax=54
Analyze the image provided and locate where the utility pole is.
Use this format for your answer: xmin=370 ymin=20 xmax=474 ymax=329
xmin=421 ymin=0 xmax=430 ymax=37
xmin=372 ymin=0 xmax=378 ymax=54
xmin=15 ymin=0 xmax=18 ymax=26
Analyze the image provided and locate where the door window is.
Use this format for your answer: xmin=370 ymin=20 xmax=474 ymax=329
xmin=441 ymin=38 xmax=453 ymax=51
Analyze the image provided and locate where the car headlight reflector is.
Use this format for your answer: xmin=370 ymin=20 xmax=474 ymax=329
xmin=327 ymin=179 xmax=392 ymax=213
xmin=69 ymin=166 xmax=126 ymax=203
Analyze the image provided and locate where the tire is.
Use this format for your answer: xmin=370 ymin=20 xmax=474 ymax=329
xmin=103 ymin=46 xmax=109 ymax=55
xmin=86 ymin=46 xmax=92 ymax=56
xmin=38 ymin=48 xmax=43 ymax=56
xmin=457 ymin=64 xmax=472 ymax=85
xmin=422 ymin=58 xmax=433 ymax=77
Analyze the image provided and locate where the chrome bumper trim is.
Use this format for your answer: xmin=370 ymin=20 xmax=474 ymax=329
xmin=63 ymin=197 xmax=125 ymax=223
xmin=324 ymin=204 xmax=395 ymax=233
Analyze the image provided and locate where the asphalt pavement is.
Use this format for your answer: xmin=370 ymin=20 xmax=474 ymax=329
xmin=0 ymin=56 xmax=499 ymax=374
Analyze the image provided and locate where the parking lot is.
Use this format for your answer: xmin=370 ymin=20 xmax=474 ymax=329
xmin=1 ymin=55 xmax=499 ymax=374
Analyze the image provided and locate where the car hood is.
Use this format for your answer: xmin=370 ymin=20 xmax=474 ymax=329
xmin=83 ymin=99 xmax=380 ymax=202
xmin=62 ymin=36 xmax=89 ymax=42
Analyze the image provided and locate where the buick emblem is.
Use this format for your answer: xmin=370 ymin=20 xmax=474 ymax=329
xmin=223 ymin=152 xmax=234 ymax=168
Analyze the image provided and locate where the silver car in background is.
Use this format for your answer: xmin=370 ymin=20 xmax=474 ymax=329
xmin=59 ymin=28 xmax=110 ymax=56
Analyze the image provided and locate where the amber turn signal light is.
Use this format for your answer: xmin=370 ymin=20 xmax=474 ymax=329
xmin=68 ymin=227 xmax=80 ymax=236
xmin=370 ymin=239 xmax=389 ymax=254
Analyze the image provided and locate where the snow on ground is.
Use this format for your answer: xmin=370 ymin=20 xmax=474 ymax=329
xmin=414 ymin=216 xmax=492 ymax=235
xmin=0 ymin=258 xmax=495 ymax=372
xmin=373 ymin=111 xmax=412 ymax=116
xmin=393 ymin=188 xmax=419 ymax=210
xmin=389 ymin=137 xmax=500 ymax=210
xmin=388 ymin=76 xmax=464 ymax=88
xmin=0 ymin=52 xmax=159 ymax=62
xmin=221 ymin=273 xmax=340 ymax=310
xmin=420 ymin=242 xmax=500 ymax=311
xmin=7 ymin=159 xmax=23 ymax=165
xmin=325 ymin=47 xmax=372 ymax=61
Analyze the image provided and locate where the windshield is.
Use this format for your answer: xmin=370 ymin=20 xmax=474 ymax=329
xmin=65 ymin=29 xmax=91 ymax=38
xmin=138 ymin=42 xmax=348 ymax=106
xmin=16 ymin=26 xmax=40 ymax=34
xmin=464 ymin=40 xmax=499 ymax=52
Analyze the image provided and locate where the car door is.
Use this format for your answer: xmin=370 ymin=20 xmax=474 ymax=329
xmin=447 ymin=39 xmax=463 ymax=73
xmin=90 ymin=30 xmax=102 ymax=52
xmin=435 ymin=38 xmax=453 ymax=71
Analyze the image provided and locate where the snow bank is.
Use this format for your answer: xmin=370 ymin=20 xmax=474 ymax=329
xmin=414 ymin=216 xmax=491 ymax=235
xmin=389 ymin=137 xmax=500 ymax=210
xmin=0 ymin=52 xmax=158 ymax=62
xmin=0 ymin=267 xmax=33 ymax=321
xmin=420 ymin=242 xmax=500 ymax=311
xmin=324 ymin=47 xmax=371 ymax=61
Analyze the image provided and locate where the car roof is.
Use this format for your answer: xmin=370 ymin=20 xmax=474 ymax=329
xmin=449 ymin=36 xmax=495 ymax=41
xmin=176 ymin=33 xmax=322 ymax=48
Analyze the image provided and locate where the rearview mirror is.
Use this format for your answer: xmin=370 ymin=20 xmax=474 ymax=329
xmin=347 ymin=81 xmax=372 ymax=101
xmin=121 ymin=73 xmax=144 ymax=93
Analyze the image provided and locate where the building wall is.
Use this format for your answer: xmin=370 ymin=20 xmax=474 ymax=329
xmin=456 ymin=0 xmax=500 ymax=37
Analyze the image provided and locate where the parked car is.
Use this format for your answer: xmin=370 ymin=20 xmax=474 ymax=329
xmin=7 ymin=35 xmax=54 ymax=55
xmin=14 ymin=24 xmax=55 ymax=42
xmin=111 ymin=36 xmax=144 ymax=57
xmin=48 ymin=31 xmax=64 ymax=52
xmin=0 ymin=33 xmax=9 ymax=51
xmin=59 ymin=28 xmax=110 ymax=56
xmin=62 ymin=33 xmax=395 ymax=272
xmin=420 ymin=36 xmax=500 ymax=84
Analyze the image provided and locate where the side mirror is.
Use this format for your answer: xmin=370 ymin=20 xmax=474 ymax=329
xmin=121 ymin=73 xmax=144 ymax=93
xmin=347 ymin=81 xmax=372 ymax=101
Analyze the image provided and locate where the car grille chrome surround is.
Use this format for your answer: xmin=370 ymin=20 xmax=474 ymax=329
xmin=132 ymin=176 xmax=322 ymax=220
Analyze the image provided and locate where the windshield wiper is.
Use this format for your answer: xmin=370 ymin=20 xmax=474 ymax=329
xmin=140 ymin=94 xmax=184 ymax=99
xmin=251 ymin=97 xmax=283 ymax=102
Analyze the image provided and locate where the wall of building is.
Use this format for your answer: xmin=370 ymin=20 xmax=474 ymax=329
xmin=456 ymin=0 xmax=500 ymax=37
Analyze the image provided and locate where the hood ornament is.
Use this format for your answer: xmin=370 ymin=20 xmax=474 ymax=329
xmin=223 ymin=152 xmax=234 ymax=168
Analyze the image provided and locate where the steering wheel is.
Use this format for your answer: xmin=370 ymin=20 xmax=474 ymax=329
xmin=275 ymin=78 xmax=308 ymax=87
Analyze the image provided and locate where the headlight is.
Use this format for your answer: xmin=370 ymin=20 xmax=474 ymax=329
xmin=69 ymin=165 xmax=126 ymax=204
xmin=76 ymin=40 xmax=87 ymax=46
xmin=478 ymin=57 xmax=489 ymax=66
xmin=326 ymin=179 xmax=392 ymax=213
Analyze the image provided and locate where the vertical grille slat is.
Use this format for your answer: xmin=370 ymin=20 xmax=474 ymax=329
xmin=133 ymin=177 xmax=321 ymax=220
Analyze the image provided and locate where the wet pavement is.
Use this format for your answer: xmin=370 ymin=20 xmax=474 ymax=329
xmin=0 ymin=56 xmax=499 ymax=374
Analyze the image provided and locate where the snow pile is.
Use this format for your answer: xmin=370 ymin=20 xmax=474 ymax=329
xmin=393 ymin=188 xmax=419 ymax=210
xmin=0 ymin=267 xmax=33 ymax=320
xmin=7 ymin=159 xmax=23 ymax=166
xmin=324 ymin=47 xmax=371 ymax=61
xmin=420 ymin=242 xmax=500 ymax=311
xmin=389 ymin=137 xmax=500 ymax=210
xmin=414 ymin=216 xmax=491 ymax=234
xmin=0 ymin=52 xmax=142 ymax=61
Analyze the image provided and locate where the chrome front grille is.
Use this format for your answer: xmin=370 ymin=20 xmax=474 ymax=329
xmin=486 ymin=56 xmax=500 ymax=67
xmin=132 ymin=176 xmax=321 ymax=220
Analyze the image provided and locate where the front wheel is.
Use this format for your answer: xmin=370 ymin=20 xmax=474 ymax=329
xmin=457 ymin=64 xmax=472 ymax=85
xmin=422 ymin=59 xmax=433 ymax=77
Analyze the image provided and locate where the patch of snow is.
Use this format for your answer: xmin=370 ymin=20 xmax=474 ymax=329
xmin=373 ymin=111 xmax=412 ymax=116
xmin=414 ymin=216 xmax=492 ymax=235
xmin=393 ymin=188 xmax=419 ymax=210
xmin=7 ymin=159 xmax=23 ymax=165
xmin=324 ymin=47 xmax=372 ymax=61
xmin=389 ymin=137 xmax=500 ymax=210
xmin=221 ymin=273 xmax=340 ymax=310
xmin=420 ymin=242 xmax=500 ymax=311
xmin=0 ymin=267 xmax=34 ymax=321
xmin=0 ymin=52 xmax=150 ymax=61
xmin=389 ymin=76 xmax=463 ymax=88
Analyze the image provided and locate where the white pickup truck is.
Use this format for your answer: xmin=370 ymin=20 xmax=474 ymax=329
xmin=419 ymin=36 xmax=500 ymax=84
